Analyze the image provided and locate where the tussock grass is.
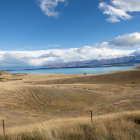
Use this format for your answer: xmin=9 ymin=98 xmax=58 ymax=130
xmin=0 ymin=111 xmax=140 ymax=140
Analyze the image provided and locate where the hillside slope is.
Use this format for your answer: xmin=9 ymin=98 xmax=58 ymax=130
xmin=0 ymin=111 xmax=140 ymax=140
xmin=0 ymin=67 xmax=139 ymax=128
xmin=30 ymin=66 xmax=140 ymax=85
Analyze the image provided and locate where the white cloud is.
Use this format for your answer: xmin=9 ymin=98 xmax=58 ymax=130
xmin=39 ymin=0 xmax=66 ymax=17
xmin=1 ymin=32 xmax=140 ymax=68
xmin=99 ymin=0 xmax=140 ymax=22
xmin=0 ymin=47 xmax=135 ymax=67
xmin=47 ymin=44 xmax=61 ymax=47
xmin=109 ymin=32 xmax=140 ymax=47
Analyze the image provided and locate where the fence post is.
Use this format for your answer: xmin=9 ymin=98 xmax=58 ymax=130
xmin=2 ymin=120 xmax=6 ymax=140
xmin=91 ymin=110 xmax=93 ymax=123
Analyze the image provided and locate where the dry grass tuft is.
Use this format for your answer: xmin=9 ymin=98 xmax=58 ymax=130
xmin=0 ymin=111 xmax=140 ymax=140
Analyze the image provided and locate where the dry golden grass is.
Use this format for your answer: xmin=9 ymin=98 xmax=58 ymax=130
xmin=0 ymin=111 xmax=140 ymax=140
xmin=0 ymin=67 xmax=140 ymax=127
xmin=0 ymin=67 xmax=140 ymax=139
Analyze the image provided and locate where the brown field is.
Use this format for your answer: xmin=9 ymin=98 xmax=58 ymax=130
xmin=0 ymin=66 xmax=140 ymax=139
xmin=0 ymin=111 xmax=140 ymax=140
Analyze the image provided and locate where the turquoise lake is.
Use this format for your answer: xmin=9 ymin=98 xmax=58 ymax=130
xmin=5 ymin=66 xmax=136 ymax=74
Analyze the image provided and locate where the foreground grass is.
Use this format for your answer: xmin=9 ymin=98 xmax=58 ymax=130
xmin=0 ymin=111 xmax=140 ymax=140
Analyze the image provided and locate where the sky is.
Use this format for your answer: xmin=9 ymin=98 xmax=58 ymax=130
xmin=0 ymin=0 xmax=140 ymax=68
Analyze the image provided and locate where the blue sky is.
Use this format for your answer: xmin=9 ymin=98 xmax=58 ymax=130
xmin=0 ymin=0 xmax=140 ymax=67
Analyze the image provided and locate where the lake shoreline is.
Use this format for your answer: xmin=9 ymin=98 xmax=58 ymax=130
xmin=2 ymin=65 xmax=137 ymax=75
xmin=1 ymin=63 xmax=139 ymax=72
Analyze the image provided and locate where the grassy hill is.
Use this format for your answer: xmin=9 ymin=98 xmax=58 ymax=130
xmin=0 ymin=67 xmax=140 ymax=139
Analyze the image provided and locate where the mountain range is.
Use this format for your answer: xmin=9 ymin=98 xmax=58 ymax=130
xmin=44 ymin=55 xmax=140 ymax=69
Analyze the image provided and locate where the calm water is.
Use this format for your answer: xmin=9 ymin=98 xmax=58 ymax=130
xmin=5 ymin=66 xmax=136 ymax=74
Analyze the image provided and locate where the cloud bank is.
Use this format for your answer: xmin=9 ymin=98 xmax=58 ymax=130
xmin=109 ymin=32 xmax=140 ymax=47
xmin=99 ymin=0 xmax=140 ymax=22
xmin=0 ymin=47 xmax=135 ymax=68
xmin=39 ymin=0 xmax=66 ymax=17
xmin=0 ymin=32 xmax=140 ymax=68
